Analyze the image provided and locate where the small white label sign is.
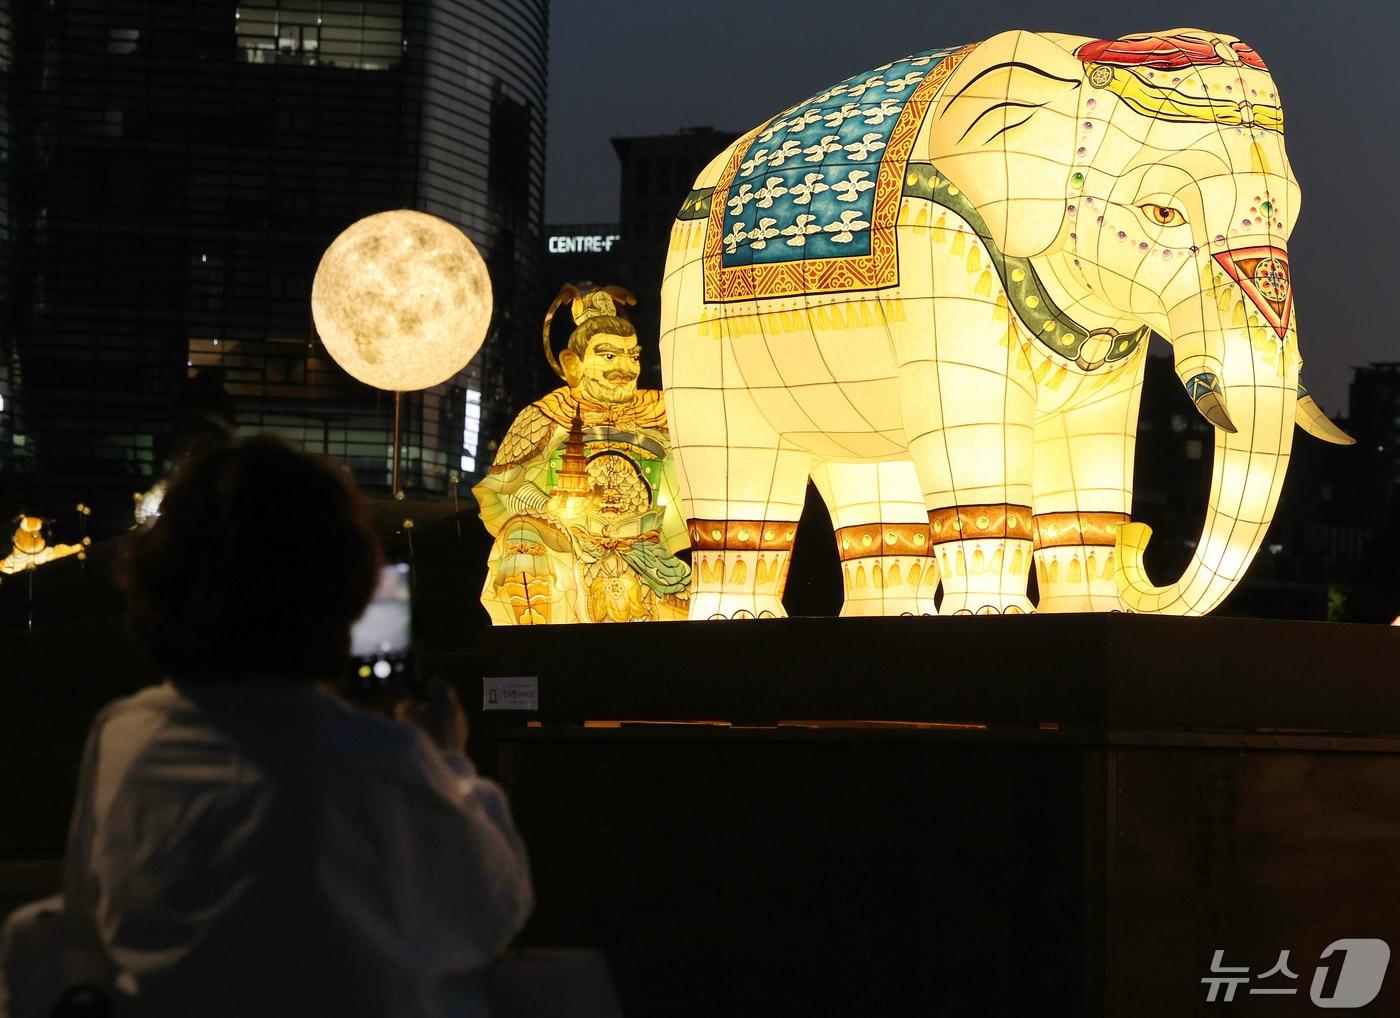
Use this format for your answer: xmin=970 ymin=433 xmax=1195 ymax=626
xmin=483 ymin=676 xmax=539 ymax=711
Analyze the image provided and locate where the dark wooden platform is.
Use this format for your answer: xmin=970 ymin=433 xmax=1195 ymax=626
xmin=446 ymin=614 xmax=1400 ymax=730
xmin=433 ymin=616 xmax=1400 ymax=1017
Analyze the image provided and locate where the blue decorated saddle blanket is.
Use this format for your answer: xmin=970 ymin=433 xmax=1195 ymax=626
xmin=702 ymin=45 xmax=968 ymax=303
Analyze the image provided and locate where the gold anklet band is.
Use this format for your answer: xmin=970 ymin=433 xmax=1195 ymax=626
xmin=1032 ymin=511 xmax=1129 ymax=549
xmin=687 ymin=519 xmax=797 ymax=552
xmin=927 ymin=503 xmax=1033 ymax=545
xmin=835 ymin=523 xmax=932 ymax=561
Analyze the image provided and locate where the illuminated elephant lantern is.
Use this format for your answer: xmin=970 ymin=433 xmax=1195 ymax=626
xmin=661 ymin=29 xmax=1352 ymax=619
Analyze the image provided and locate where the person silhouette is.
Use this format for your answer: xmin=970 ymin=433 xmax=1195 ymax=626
xmin=15 ymin=436 xmax=532 ymax=1017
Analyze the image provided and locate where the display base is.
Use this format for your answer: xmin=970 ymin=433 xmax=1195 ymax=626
xmin=434 ymin=616 xmax=1400 ymax=1017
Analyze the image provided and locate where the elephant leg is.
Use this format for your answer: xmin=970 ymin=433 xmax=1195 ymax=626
xmin=897 ymin=323 xmax=1036 ymax=616
xmin=1031 ymin=382 xmax=1141 ymax=613
xmin=811 ymin=460 xmax=938 ymax=616
xmin=669 ymin=375 xmax=810 ymax=620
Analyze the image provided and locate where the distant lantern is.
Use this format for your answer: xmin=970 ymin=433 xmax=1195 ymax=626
xmin=311 ymin=210 xmax=493 ymax=392
xmin=2 ymin=516 xmax=83 ymax=574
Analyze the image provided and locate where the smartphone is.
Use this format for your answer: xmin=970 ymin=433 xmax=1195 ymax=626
xmin=347 ymin=562 xmax=413 ymax=697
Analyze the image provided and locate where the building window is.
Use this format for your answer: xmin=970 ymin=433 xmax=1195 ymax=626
xmin=461 ymin=387 xmax=482 ymax=472
xmin=235 ymin=2 xmax=402 ymax=71
xmin=278 ymin=22 xmax=319 ymax=57
xmin=72 ymin=110 xmax=123 ymax=139
xmin=107 ymin=28 xmax=140 ymax=55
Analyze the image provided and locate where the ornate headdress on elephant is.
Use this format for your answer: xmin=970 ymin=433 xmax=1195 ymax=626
xmin=928 ymin=29 xmax=1282 ymax=261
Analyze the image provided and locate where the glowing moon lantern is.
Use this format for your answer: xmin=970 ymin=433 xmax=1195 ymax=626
xmin=311 ymin=210 xmax=492 ymax=392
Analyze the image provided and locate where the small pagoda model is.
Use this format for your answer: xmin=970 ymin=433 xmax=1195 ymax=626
xmin=551 ymin=408 xmax=590 ymax=500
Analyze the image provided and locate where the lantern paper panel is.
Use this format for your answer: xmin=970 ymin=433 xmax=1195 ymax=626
xmin=661 ymin=28 xmax=1352 ymax=619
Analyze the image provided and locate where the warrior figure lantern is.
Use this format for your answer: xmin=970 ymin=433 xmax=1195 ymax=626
xmin=474 ymin=286 xmax=691 ymax=624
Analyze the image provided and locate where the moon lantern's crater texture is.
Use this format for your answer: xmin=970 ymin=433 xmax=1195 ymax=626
xmin=311 ymin=209 xmax=493 ymax=391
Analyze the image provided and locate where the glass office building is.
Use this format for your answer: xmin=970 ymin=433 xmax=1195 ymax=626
xmin=0 ymin=0 xmax=548 ymax=532
xmin=609 ymin=128 xmax=733 ymax=387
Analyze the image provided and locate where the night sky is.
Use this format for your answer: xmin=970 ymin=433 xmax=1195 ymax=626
xmin=547 ymin=0 xmax=1399 ymax=415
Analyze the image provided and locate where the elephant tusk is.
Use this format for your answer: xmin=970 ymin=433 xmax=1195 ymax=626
xmin=1182 ymin=371 xmax=1237 ymax=433
xmin=1192 ymin=389 xmax=1237 ymax=433
xmin=1295 ymin=390 xmax=1355 ymax=445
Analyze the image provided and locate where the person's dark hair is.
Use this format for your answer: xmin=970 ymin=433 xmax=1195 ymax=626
xmin=118 ymin=436 xmax=382 ymax=683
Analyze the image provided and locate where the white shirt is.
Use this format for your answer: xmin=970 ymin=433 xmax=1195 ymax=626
xmin=61 ymin=680 xmax=533 ymax=1017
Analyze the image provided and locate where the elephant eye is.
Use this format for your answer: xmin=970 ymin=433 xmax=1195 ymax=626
xmin=1139 ymin=203 xmax=1187 ymax=227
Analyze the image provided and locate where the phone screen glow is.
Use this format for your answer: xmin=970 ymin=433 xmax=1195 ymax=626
xmin=350 ymin=563 xmax=411 ymax=657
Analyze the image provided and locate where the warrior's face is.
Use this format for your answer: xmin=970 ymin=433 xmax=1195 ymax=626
xmin=578 ymin=333 xmax=641 ymax=403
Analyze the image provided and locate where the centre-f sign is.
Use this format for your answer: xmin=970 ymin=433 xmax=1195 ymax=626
xmin=548 ymin=233 xmax=621 ymax=254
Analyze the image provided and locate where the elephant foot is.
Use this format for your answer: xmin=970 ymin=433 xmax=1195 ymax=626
xmin=938 ymin=593 xmax=1036 ymax=616
xmin=691 ymin=592 xmax=787 ymax=621
xmin=839 ymin=596 xmax=938 ymax=618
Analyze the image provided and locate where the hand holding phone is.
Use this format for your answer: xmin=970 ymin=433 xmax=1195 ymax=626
xmin=394 ymin=684 xmax=469 ymax=757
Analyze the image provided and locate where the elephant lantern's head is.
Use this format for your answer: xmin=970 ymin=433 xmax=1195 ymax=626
xmin=929 ymin=29 xmax=1353 ymax=614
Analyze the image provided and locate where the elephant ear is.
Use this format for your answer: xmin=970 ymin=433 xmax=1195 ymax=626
xmin=928 ymin=30 xmax=1086 ymax=258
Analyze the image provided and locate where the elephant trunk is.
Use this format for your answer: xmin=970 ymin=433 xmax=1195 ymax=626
xmin=1116 ymin=287 xmax=1298 ymax=615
